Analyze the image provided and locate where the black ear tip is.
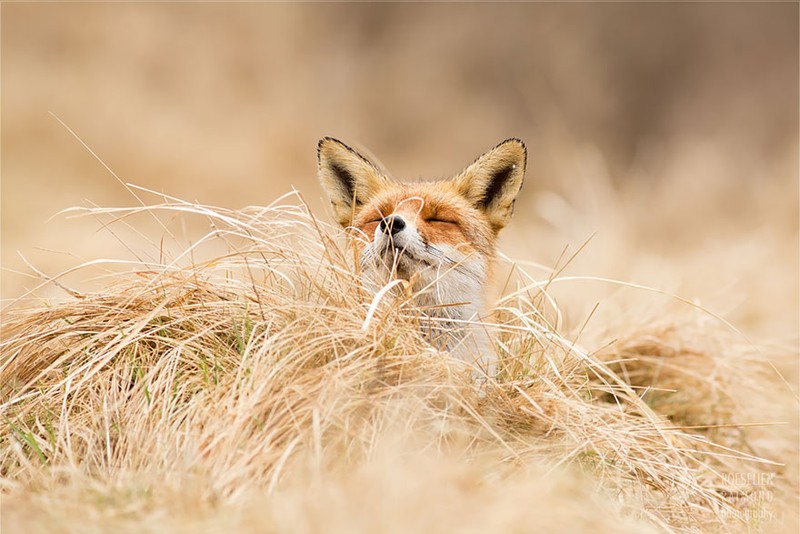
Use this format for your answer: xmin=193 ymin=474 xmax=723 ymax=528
xmin=498 ymin=138 xmax=527 ymax=168
xmin=498 ymin=137 xmax=526 ymax=151
xmin=317 ymin=137 xmax=347 ymax=157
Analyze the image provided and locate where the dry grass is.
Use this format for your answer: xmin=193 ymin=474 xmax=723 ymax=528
xmin=1 ymin=191 xmax=795 ymax=533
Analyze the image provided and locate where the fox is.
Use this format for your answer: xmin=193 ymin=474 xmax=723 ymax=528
xmin=317 ymin=137 xmax=526 ymax=376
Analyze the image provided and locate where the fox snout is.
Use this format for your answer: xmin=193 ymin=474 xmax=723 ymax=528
xmin=378 ymin=215 xmax=406 ymax=236
xmin=374 ymin=213 xmax=416 ymax=259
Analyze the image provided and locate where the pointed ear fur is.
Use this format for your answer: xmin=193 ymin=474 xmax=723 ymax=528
xmin=317 ymin=137 xmax=389 ymax=227
xmin=451 ymin=138 xmax=526 ymax=232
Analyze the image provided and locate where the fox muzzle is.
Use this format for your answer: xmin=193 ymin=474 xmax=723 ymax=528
xmin=379 ymin=215 xmax=406 ymax=235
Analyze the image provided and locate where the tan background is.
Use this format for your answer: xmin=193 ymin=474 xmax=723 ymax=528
xmin=2 ymin=3 xmax=797 ymax=342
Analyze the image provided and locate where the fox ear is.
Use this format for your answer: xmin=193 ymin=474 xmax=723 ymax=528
xmin=317 ymin=137 xmax=389 ymax=227
xmin=452 ymin=138 xmax=526 ymax=232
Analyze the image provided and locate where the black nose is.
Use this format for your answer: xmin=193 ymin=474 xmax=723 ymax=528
xmin=379 ymin=215 xmax=406 ymax=235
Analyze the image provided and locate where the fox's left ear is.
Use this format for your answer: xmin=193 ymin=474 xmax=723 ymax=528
xmin=452 ymin=138 xmax=527 ymax=232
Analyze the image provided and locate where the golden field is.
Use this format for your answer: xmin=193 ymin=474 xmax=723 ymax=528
xmin=1 ymin=4 xmax=797 ymax=532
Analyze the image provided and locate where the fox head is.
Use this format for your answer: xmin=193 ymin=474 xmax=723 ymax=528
xmin=317 ymin=137 xmax=526 ymax=322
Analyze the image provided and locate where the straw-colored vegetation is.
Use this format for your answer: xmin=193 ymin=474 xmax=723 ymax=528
xmin=2 ymin=192 xmax=795 ymax=532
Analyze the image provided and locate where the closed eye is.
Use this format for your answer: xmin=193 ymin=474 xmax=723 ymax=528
xmin=427 ymin=218 xmax=459 ymax=225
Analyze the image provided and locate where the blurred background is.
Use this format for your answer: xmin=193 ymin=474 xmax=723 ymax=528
xmin=2 ymin=3 xmax=797 ymax=349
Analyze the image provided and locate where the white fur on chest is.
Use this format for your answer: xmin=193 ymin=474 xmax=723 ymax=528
xmin=360 ymin=236 xmax=496 ymax=373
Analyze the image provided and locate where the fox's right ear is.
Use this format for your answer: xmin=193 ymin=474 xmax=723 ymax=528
xmin=318 ymin=137 xmax=389 ymax=227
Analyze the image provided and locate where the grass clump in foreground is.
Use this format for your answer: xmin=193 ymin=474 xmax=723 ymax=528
xmin=1 ymin=191 xmax=796 ymax=533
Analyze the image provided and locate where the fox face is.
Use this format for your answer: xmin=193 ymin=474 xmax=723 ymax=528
xmin=318 ymin=137 xmax=526 ymax=365
xmin=352 ymin=186 xmax=491 ymax=297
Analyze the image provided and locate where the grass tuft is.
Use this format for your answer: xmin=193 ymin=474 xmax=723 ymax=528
xmin=1 ymin=192 xmax=795 ymax=532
